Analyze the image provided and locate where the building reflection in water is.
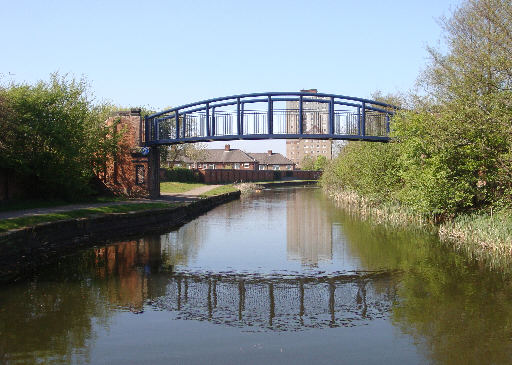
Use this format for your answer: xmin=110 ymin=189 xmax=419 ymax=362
xmin=286 ymin=189 xmax=334 ymax=266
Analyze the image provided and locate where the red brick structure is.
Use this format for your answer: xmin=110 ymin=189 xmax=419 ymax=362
xmin=102 ymin=109 xmax=159 ymax=198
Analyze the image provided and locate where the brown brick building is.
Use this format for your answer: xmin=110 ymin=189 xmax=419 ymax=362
xmin=285 ymin=89 xmax=333 ymax=167
xmin=101 ymin=109 xmax=157 ymax=197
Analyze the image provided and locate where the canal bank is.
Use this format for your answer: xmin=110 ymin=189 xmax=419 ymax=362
xmin=0 ymin=191 xmax=240 ymax=284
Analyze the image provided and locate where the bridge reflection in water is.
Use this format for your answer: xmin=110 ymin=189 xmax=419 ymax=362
xmin=93 ymin=238 xmax=399 ymax=332
xmin=153 ymin=272 xmax=398 ymax=331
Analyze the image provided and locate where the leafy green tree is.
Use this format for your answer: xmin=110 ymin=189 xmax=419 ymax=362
xmin=323 ymin=0 xmax=512 ymax=217
xmin=396 ymin=0 xmax=512 ymax=214
xmin=321 ymin=141 xmax=401 ymax=203
xmin=300 ymin=155 xmax=328 ymax=171
xmin=313 ymin=155 xmax=328 ymax=171
xmin=300 ymin=155 xmax=316 ymax=170
xmin=160 ymin=143 xmax=207 ymax=168
xmin=0 ymin=74 xmax=118 ymax=199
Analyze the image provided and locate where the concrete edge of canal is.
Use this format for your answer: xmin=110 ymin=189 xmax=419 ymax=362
xmin=0 ymin=190 xmax=241 ymax=285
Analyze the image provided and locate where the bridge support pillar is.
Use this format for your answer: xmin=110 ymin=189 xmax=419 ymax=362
xmin=148 ymin=146 xmax=160 ymax=199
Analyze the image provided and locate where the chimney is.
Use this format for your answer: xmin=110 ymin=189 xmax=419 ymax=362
xmin=225 ymin=144 xmax=230 ymax=151
xmin=267 ymin=150 xmax=272 ymax=156
xmin=300 ymin=89 xmax=317 ymax=93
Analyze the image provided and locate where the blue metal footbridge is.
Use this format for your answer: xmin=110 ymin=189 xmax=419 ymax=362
xmin=144 ymin=92 xmax=397 ymax=146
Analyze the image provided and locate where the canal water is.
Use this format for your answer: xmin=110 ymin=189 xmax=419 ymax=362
xmin=1 ymin=187 xmax=512 ymax=364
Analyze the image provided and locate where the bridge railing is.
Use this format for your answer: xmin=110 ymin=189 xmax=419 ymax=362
xmin=144 ymin=92 xmax=397 ymax=145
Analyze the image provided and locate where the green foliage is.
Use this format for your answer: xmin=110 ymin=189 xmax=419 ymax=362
xmin=314 ymin=155 xmax=328 ymax=170
xmin=301 ymin=155 xmax=328 ymax=171
xmin=199 ymin=184 xmax=238 ymax=197
xmin=0 ymin=74 xmax=118 ymax=199
xmin=161 ymin=167 xmax=203 ymax=182
xmin=323 ymin=0 xmax=512 ymax=219
xmin=321 ymin=141 xmax=401 ymax=203
xmin=160 ymin=182 xmax=206 ymax=193
xmin=0 ymin=202 xmax=178 ymax=232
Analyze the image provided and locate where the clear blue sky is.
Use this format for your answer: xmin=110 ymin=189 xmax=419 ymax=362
xmin=1 ymin=0 xmax=461 ymax=153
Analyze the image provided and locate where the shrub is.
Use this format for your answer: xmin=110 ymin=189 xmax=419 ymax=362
xmin=161 ymin=167 xmax=203 ymax=182
xmin=0 ymin=74 xmax=115 ymax=200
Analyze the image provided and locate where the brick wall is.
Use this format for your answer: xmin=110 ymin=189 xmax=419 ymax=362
xmin=197 ymin=169 xmax=321 ymax=184
xmin=102 ymin=110 xmax=151 ymax=197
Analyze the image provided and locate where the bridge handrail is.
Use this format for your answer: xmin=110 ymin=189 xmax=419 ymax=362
xmin=147 ymin=91 xmax=398 ymax=119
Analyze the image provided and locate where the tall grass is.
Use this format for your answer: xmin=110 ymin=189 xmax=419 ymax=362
xmin=439 ymin=210 xmax=512 ymax=269
xmin=323 ymin=185 xmax=512 ymax=271
xmin=323 ymin=187 xmax=430 ymax=230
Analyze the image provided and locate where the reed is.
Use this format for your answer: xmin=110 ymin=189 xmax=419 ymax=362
xmin=439 ymin=210 xmax=512 ymax=269
xmin=324 ymin=185 xmax=512 ymax=270
xmin=323 ymin=187 xmax=429 ymax=229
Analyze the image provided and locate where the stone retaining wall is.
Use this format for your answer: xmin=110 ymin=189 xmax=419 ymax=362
xmin=0 ymin=191 xmax=240 ymax=284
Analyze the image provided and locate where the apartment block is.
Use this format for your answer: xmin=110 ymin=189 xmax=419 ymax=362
xmin=285 ymin=89 xmax=332 ymax=168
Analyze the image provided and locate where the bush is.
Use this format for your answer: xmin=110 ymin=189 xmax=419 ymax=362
xmin=161 ymin=167 xmax=203 ymax=182
xmin=0 ymin=74 xmax=115 ymax=200
xmin=321 ymin=141 xmax=401 ymax=203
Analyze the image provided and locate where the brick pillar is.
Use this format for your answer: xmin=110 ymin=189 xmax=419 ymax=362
xmin=148 ymin=146 xmax=160 ymax=199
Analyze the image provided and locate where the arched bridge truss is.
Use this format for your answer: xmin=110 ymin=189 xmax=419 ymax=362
xmin=144 ymin=92 xmax=397 ymax=146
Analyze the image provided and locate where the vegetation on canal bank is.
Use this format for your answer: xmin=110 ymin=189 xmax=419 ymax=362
xmin=0 ymin=202 xmax=179 ymax=233
xmin=321 ymin=0 xmax=512 ymax=266
xmin=200 ymin=184 xmax=238 ymax=197
xmin=160 ymin=182 xmax=207 ymax=194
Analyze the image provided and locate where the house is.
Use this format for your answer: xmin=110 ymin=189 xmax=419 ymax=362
xmin=248 ymin=151 xmax=295 ymax=171
xmin=177 ymin=144 xmax=256 ymax=170
xmin=176 ymin=144 xmax=295 ymax=171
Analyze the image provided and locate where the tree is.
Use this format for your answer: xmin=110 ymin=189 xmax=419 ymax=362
xmin=0 ymin=74 xmax=117 ymax=199
xmin=404 ymin=0 xmax=512 ymax=211
xmin=160 ymin=143 xmax=207 ymax=168
xmin=301 ymin=155 xmax=329 ymax=171
xmin=314 ymin=155 xmax=329 ymax=171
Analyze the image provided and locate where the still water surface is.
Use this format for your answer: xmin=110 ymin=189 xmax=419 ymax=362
xmin=1 ymin=187 xmax=512 ymax=364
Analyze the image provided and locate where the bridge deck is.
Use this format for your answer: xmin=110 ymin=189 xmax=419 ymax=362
xmin=144 ymin=92 xmax=396 ymax=146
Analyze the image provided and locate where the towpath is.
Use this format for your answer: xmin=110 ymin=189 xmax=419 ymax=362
xmin=0 ymin=185 xmax=222 ymax=220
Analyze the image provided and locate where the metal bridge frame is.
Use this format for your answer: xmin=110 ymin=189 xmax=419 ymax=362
xmin=144 ymin=92 xmax=397 ymax=146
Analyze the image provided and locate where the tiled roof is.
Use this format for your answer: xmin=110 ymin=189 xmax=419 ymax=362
xmin=179 ymin=149 xmax=255 ymax=163
xmin=177 ymin=148 xmax=295 ymax=166
xmin=248 ymin=152 xmax=294 ymax=165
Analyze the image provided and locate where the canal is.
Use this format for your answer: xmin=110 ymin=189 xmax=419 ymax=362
xmin=1 ymin=187 xmax=512 ymax=364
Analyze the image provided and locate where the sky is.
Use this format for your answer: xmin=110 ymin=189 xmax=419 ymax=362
xmin=1 ymin=0 xmax=462 ymax=154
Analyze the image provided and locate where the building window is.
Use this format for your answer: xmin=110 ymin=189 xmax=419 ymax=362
xmin=135 ymin=165 xmax=145 ymax=185
xmin=287 ymin=165 xmax=293 ymax=170
xmin=234 ymin=163 xmax=240 ymax=169
xmin=243 ymin=163 xmax=250 ymax=168
xmin=209 ymin=164 xmax=215 ymax=169
xmin=259 ymin=165 xmax=266 ymax=170
xmin=273 ymin=165 xmax=280 ymax=170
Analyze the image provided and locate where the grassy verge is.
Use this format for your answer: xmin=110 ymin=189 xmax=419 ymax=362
xmin=200 ymin=185 xmax=238 ymax=197
xmin=0 ymin=202 xmax=179 ymax=233
xmin=0 ymin=196 xmax=127 ymax=213
xmin=160 ymin=182 xmax=206 ymax=193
